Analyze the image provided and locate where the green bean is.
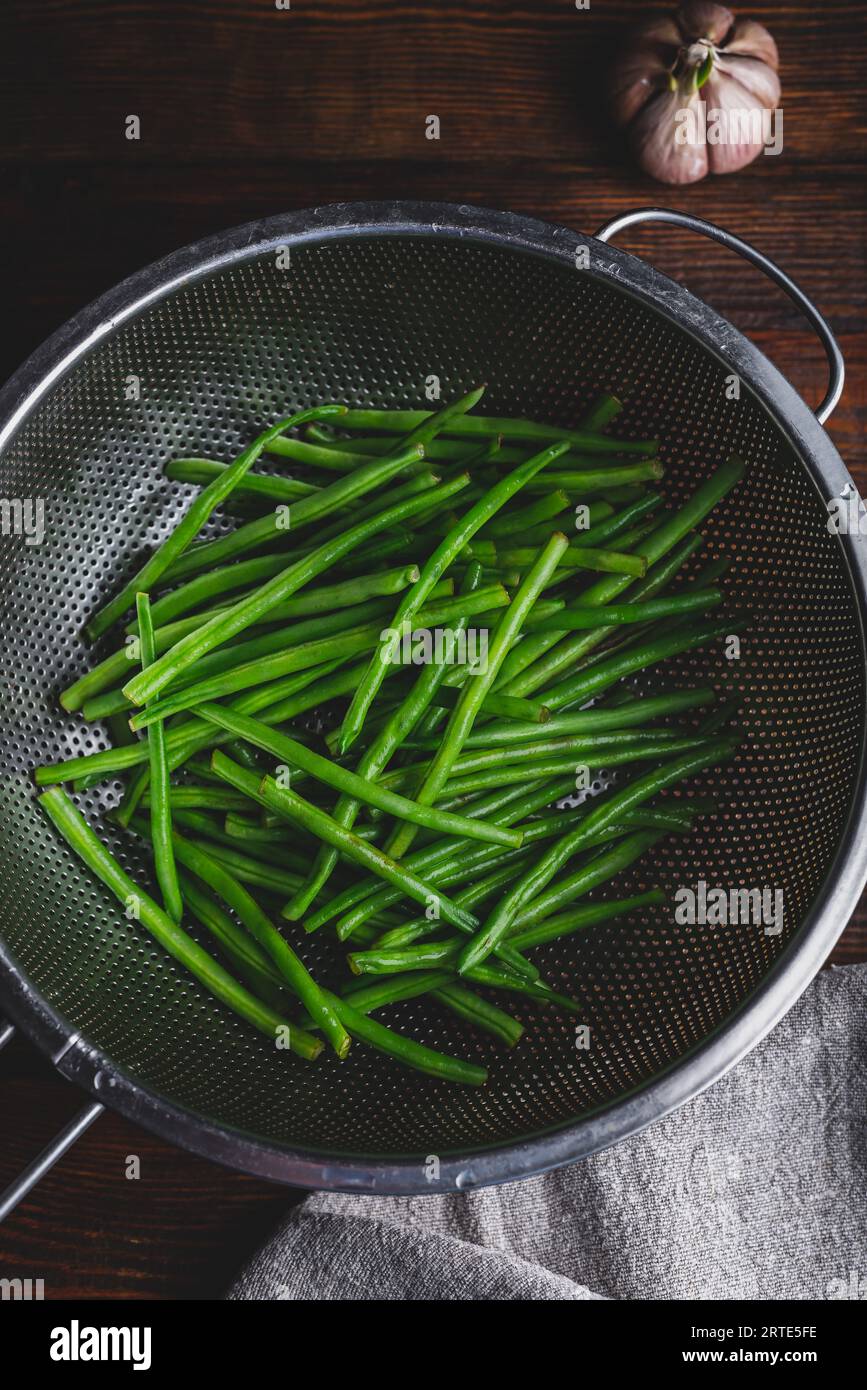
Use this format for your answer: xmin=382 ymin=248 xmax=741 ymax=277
xmin=37 ymin=788 xmax=321 ymax=1057
xmin=369 ymin=803 xmax=692 ymax=955
xmin=432 ymin=984 xmax=523 ymax=1048
xmin=100 ymin=661 xmax=346 ymax=811
xmin=251 ymin=659 xmax=360 ymax=723
xmin=335 ymin=843 xmax=533 ymax=943
xmin=575 ymin=492 xmax=662 ymax=548
xmin=301 ymin=783 xmax=555 ymax=945
xmin=376 ymin=735 xmax=703 ymax=801
xmin=222 ymin=808 xmax=381 ymax=848
xmin=418 ymin=689 xmax=715 ymax=749
xmin=300 ymin=965 xmax=514 ymax=1046
xmin=163 ymin=826 xmax=349 ymax=1057
xmin=370 ymin=881 xmax=667 ymax=967
xmin=328 ymin=470 xmax=457 ymax=544
xmin=495 ymin=544 xmax=646 ymax=578
xmin=106 ymin=712 xmax=136 ymax=748
xmin=160 ymin=446 xmax=430 ymax=581
xmin=126 ymin=625 xmax=380 ymax=733
xmin=127 ymin=562 xmax=421 ymax=637
xmin=690 ymin=554 xmax=732 ymax=590
xmin=224 ymin=813 xmax=292 ymax=844
xmin=296 ymin=628 xmax=549 ymax=926
xmin=93 ymin=592 xmax=407 ymax=723
xmin=85 ymin=406 xmax=346 ymax=641
xmin=385 ymin=533 xmax=571 ymax=861
xmin=581 ymin=391 xmax=625 ymax=432
xmin=530 ymin=588 xmax=722 ymax=631
xmin=442 ymin=728 xmax=696 ymax=773
xmin=318 ymin=778 xmax=566 ymax=939
xmin=224 ymin=737 xmax=262 ymax=772
xmin=210 ymin=752 xmax=489 ymax=938
xmin=306 ymin=433 xmax=632 ymax=471
xmin=499 ymin=458 xmax=743 ymax=698
xmin=180 ymin=838 xmax=303 ymax=897
xmin=165 ymin=457 xmax=318 ymax=502
xmin=343 ymin=940 xmax=451 ymax=977
xmin=522 ymin=462 xmax=663 ymax=495
xmin=321 ymin=991 xmax=487 ymax=1085
xmin=464 ymin=965 xmax=581 ymax=1014
xmin=121 ymin=473 xmax=471 ymax=708
xmin=336 ymin=970 xmax=455 ymax=1014
xmin=152 ymin=664 xmax=340 ymax=798
xmin=300 ymin=435 xmax=532 ymax=465
xmin=265 ymin=436 xmax=374 ymax=471
xmin=434 ymin=500 xmax=616 ymax=549
xmin=429 ymin=685 xmax=549 ymax=724
xmin=349 ymin=936 xmax=534 ymax=978
xmin=176 ymin=869 xmax=289 ymax=1009
xmin=169 ymin=808 xmax=304 ymax=865
xmin=338 ymin=442 xmax=572 ymax=754
xmin=361 ymin=817 xmax=661 ymax=961
xmin=696 ymin=697 xmax=741 ymax=739
xmin=512 ymin=502 xmax=617 ymax=549
xmin=484 ymin=489 xmax=571 ymax=538
xmin=128 ymin=581 xmax=500 ymax=730
xmin=62 ymin=613 xmax=219 ymax=713
xmin=493 ymin=566 xmax=662 ymax=697
xmin=510 ymin=830 xmax=662 ymax=930
xmin=135 ymin=594 xmax=182 ymax=922
xmin=456 ymin=738 xmax=736 ymax=974
xmin=140 ymin=786 xmax=253 ymax=812
xmin=333 ymin=407 xmax=657 ymax=454
xmin=193 ymin=704 xmax=523 ymax=849
xmin=539 ymin=617 xmax=733 ymax=712
xmin=163 ymin=387 xmax=485 ymax=583
xmin=36 ymin=740 xmax=164 ymax=786
xmin=369 ymin=857 xmax=531 ymax=952
xmin=494 ymin=536 xmax=705 ymax=700
xmin=510 ymin=889 xmax=666 ymax=952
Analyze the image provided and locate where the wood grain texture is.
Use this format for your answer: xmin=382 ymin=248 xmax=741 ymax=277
xmin=0 ymin=1039 xmax=300 ymax=1300
xmin=1 ymin=1 xmax=865 ymax=166
xmin=0 ymin=0 xmax=865 ymax=1300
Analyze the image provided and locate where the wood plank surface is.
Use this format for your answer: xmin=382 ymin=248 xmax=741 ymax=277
xmin=0 ymin=0 xmax=864 ymax=1299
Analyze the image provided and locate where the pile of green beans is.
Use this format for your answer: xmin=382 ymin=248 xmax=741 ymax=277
xmin=36 ymin=388 xmax=744 ymax=1085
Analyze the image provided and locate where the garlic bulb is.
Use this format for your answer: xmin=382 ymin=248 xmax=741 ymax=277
xmin=611 ymin=3 xmax=781 ymax=185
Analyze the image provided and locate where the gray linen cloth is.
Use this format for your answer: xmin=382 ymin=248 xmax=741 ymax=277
xmin=228 ymin=963 xmax=867 ymax=1301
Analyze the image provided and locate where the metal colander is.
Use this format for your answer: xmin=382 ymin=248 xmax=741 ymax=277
xmin=1 ymin=201 xmax=865 ymax=1196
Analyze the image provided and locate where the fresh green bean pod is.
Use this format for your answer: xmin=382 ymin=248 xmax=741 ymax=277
xmin=338 ymin=441 xmax=572 ymax=755
xmin=37 ymin=788 xmax=321 ymax=1057
xmin=122 ymin=472 xmax=472 ymax=708
xmin=456 ymin=738 xmax=736 ymax=974
xmin=135 ymin=593 xmax=183 ymax=922
xmin=164 ymin=827 xmax=349 ymax=1057
xmin=85 ymin=405 xmax=346 ymax=641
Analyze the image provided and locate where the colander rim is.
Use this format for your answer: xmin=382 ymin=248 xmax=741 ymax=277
xmin=1 ymin=199 xmax=866 ymax=1195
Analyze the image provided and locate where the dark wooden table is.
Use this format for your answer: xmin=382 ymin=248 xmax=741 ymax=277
xmin=1 ymin=0 xmax=865 ymax=1299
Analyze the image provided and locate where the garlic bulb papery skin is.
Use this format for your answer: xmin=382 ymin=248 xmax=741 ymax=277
xmin=611 ymin=3 xmax=781 ymax=185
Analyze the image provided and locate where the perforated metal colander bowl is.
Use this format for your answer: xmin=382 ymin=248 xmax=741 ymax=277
xmin=1 ymin=201 xmax=866 ymax=1197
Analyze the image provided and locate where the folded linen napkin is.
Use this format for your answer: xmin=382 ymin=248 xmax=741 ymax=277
xmin=228 ymin=963 xmax=867 ymax=1301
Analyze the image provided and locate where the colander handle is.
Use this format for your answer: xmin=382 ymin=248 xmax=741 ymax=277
xmin=0 ymin=1014 xmax=104 ymax=1224
xmin=594 ymin=207 xmax=844 ymax=425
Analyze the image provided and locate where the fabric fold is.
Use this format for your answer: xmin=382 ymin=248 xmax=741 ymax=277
xmin=229 ymin=964 xmax=867 ymax=1301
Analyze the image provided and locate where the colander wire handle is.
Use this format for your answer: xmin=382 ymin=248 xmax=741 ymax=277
xmin=594 ymin=207 xmax=845 ymax=425
xmin=0 ymin=1013 xmax=105 ymax=1223
xmin=0 ymin=1096 xmax=105 ymax=1224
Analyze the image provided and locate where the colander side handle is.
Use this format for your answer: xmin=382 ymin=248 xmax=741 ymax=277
xmin=594 ymin=207 xmax=844 ymax=425
xmin=0 ymin=1014 xmax=105 ymax=1224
